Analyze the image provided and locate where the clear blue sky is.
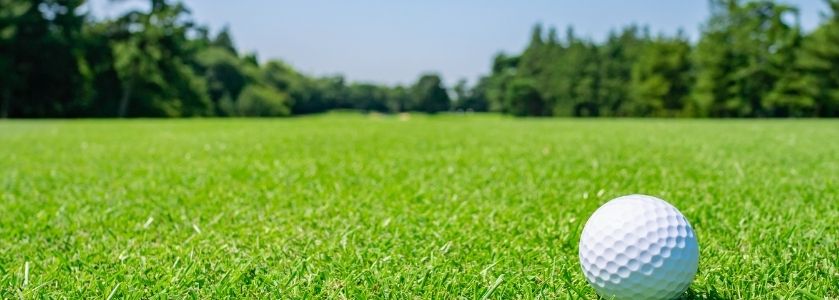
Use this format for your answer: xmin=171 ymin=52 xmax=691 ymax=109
xmin=87 ymin=0 xmax=829 ymax=86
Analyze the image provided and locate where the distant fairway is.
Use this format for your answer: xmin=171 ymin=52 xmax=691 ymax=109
xmin=0 ymin=114 xmax=836 ymax=298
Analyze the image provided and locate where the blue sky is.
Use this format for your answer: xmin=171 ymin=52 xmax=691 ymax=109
xmin=87 ymin=0 xmax=829 ymax=86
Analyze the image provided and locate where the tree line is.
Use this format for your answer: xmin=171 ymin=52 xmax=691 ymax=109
xmin=487 ymin=0 xmax=839 ymax=117
xmin=1 ymin=0 xmax=838 ymax=118
xmin=0 ymin=0 xmax=451 ymax=118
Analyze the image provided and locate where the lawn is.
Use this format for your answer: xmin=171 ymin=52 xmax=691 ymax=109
xmin=0 ymin=114 xmax=836 ymax=298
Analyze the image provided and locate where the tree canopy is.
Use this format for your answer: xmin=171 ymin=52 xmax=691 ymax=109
xmin=481 ymin=0 xmax=839 ymax=117
xmin=2 ymin=0 xmax=838 ymax=118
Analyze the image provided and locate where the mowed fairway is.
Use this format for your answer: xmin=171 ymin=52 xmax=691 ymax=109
xmin=0 ymin=114 xmax=836 ymax=298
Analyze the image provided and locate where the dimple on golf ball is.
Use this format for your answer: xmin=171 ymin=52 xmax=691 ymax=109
xmin=578 ymin=194 xmax=699 ymax=300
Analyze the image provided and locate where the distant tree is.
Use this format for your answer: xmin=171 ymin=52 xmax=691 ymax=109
xmin=628 ymin=33 xmax=692 ymax=116
xmin=236 ymin=85 xmax=290 ymax=116
xmin=411 ymin=74 xmax=450 ymax=113
xmin=76 ymin=21 xmax=123 ymax=117
xmin=507 ymin=25 xmax=607 ymax=116
xmin=452 ymin=79 xmax=469 ymax=110
xmin=260 ymin=60 xmax=301 ymax=92
xmin=597 ymin=25 xmax=649 ymax=116
xmin=451 ymin=78 xmax=489 ymax=112
xmin=792 ymin=0 xmax=839 ymax=117
xmin=212 ymin=26 xmax=237 ymax=55
xmin=491 ymin=53 xmax=519 ymax=74
xmin=386 ymin=85 xmax=411 ymax=113
xmin=563 ymin=37 xmax=601 ymax=117
xmin=0 ymin=0 xmax=30 ymax=117
xmin=242 ymin=52 xmax=259 ymax=67
xmin=312 ymin=75 xmax=349 ymax=111
xmin=693 ymin=0 xmax=801 ymax=117
xmin=347 ymin=83 xmax=389 ymax=112
xmin=486 ymin=53 xmax=519 ymax=112
xmin=257 ymin=60 xmax=311 ymax=114
xmin=1 ymin=0 xmax=91 ymax=117
xmin=3 ymin=0 xmax=836 ymax=119
xmin=505 ymin=78 xmax=546 ymax=116
xmin=110 ymin=0 xmax=211 ymax=117
xmin=546 ymin=26 xmax=560 ymax=46
xmin=529 ymin=23 xmax=545 ymax=48
xmin=111 ymin=25 xmax=154 ymax=117
xmin=195 ymin=47 xmax=249 ymax=115
xmin=518 ymin=24 xmax=548 ymax=80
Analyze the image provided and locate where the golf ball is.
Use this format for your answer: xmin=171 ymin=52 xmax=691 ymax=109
xmin=578 ymin=194 xmax=699 ymax=300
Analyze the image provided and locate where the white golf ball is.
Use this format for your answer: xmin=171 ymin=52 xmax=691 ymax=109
xmin=578 ymin=194 xmax=699 ymax=300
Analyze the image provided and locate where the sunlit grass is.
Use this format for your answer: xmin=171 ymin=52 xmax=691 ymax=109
xmin=0 ymin=114 xmax=836 ymax=298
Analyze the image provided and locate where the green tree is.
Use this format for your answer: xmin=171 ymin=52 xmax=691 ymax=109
xmin=516 ymin=24 xmax=554 ymax=113
xmin=516 ymin=26 xmax=603 ymax=116
xmin=110 ymin=0 xmax=211 ymax=117
xmin=212 ymin=26 xmax=237 ymax=55
xmin=598 ymin=26 xmax=649 ymax=116
xmin=195 ymin=47 xmax=249 ymax=115
xmin=347 ymin=83 xmax=389 ymax=112
xmin=518 ymin=24 xmax=547 ymax=79
xmin=628 ymin=33 xmax=692 ymax=116
xmin=505 ymin=78 xmax=546 ymax=116
xmin=1 ymin=0 xmax=91 ymax=117
xmin=411 ymin=74 xmax=450 ymax=113
xmin=792 ymin=0 xmax=839 ymax=117
xmin=693 ymin=0 xmax=801 ymax=117
xmin=451 ymin=78 xmax=489 ymax=112
xmin=0 ymin=0 xmax=30 ymax=117
xmin=386 ymin=85 xmax=411 ymax=113
xmin=560 ymin=35 xmax=601 ymax=117
xmin=305 ymin=75 xmax=348 ymax=113
xmin=485 ymin=53 xmax=519 ymax=113
xmin=236 ymin=85 xmax=290 ymax=117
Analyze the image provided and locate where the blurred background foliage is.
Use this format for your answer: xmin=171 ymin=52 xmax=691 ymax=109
xmin=1 ymin=0 xmax=839 ymax=118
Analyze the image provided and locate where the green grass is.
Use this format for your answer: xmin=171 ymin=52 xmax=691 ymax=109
xmin=0 ymin=114 xmax=837 ymax=299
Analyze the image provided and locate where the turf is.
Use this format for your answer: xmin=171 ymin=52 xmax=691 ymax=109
xmin=0 ymin=114 xmax=836 ymax=299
